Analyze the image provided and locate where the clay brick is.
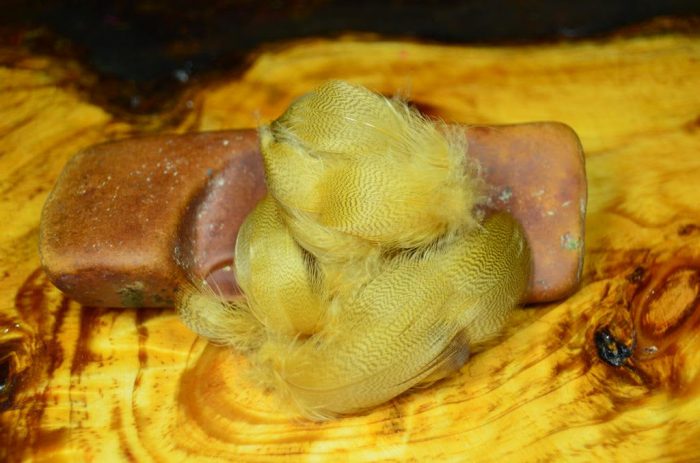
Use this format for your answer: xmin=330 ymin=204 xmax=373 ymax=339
xmin=39 ymin=123 xmax=585 ymax=307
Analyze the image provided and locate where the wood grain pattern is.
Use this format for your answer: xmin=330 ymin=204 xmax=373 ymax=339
xmin=1 ymin=32 xmax=700 ymax=461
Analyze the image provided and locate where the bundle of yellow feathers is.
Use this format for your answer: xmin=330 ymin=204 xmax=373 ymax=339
xmin=178 ymin=80 xmax=531 ymax=420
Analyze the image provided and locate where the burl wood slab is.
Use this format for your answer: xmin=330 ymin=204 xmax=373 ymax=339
xmin=38 ymin=123 xmax=585 ymax=307
xmin=1 ymin=32 xmax=700 ymax=462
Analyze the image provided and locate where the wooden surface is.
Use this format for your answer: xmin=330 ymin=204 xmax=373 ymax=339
xmin=1 ymin=31 xmax=700 ymax=462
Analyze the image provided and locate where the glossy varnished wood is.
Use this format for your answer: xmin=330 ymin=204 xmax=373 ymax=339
xmin=1 ymin=33 xmax=700 ymax=461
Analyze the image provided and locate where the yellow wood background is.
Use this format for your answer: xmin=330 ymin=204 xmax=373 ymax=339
xmin=2 ymin=31 xmax=700 ymax=461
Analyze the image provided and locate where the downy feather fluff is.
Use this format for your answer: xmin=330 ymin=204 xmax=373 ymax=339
xmin=177 ymin=80 xmax=530 ymax=420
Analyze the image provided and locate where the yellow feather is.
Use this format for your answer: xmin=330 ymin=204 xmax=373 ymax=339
xmin=262 ymin=80 xmax=481 ymax=255
xmin=265 ymin=212 xmax=529 ymax=417
xmin=234 ymin=194 xmax=324 ymax=335
xmin=176 ymin=281 xmax=263 ymax=353
xmin=177 ymin=80 xmax=531 ymax=420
